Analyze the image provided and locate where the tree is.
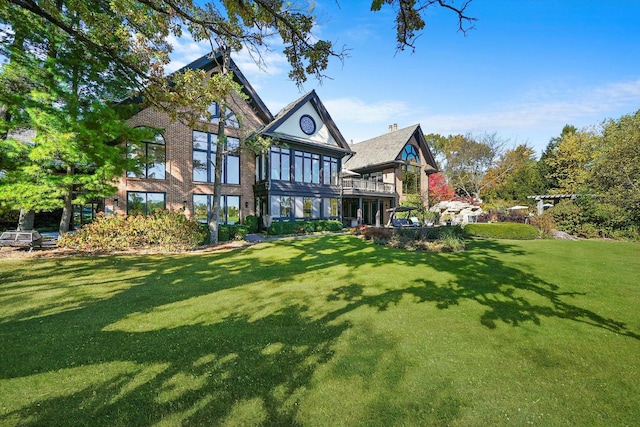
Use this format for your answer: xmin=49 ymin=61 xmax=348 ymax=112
xmin=537 ymin=125 xmax=577 ymax=192
xmin=434 ymin=132 xmax=507 ymax=200
xmin=483 ymin=144 xmax=544 ymax=202
xmin=428 ymin=172 xmax=455 ymax=204
xmin=542 ymin=126 xmax=599 ymax=194
xmin=0 ymin=4 xmax=150 ymax=233
xmin=592 ymin=110 xmax=640 ymax=226
xmin=371 ymin=0 xmax=476 ymax=52
xmin=2 ymin=0 xmax=476 ymax=238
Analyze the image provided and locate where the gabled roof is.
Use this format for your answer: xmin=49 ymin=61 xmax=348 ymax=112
xmin=345 ymin=124 xmax=438 ymax=173
xmin=261 ymin=90 xmax=353 ymax=154
xmin=176 ymin=51 xmax=274 ymax=124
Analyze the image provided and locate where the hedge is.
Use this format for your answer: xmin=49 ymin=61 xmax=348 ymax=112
xmin=464 ymin=223 xmax=539 ymax=240
xmin=267 ymin=219 xmax=342 ymax=236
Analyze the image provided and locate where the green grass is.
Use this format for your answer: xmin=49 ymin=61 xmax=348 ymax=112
xmin=1 ymin=236 xmax=639 ymax=426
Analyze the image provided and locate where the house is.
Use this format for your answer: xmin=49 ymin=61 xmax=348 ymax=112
xmin=107 ymin=52 xmax=438 ymax=229
xmin=108 ymin=52 xmax=352 ymax=228
xmin=342 ymin=124 xmax=438 ymax=226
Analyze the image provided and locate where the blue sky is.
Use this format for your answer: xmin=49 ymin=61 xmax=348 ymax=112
xmin=169 ymin=1 xmax=640 ymax=156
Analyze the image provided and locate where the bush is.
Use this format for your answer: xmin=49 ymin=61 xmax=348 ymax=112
xmin=464 ymin=223 xmax=538 ymax=240
xmin=267 ymin=219 xmax=343 ymax=236
xmin=244 ymin=215 xmax=259 ymax=233
xmin=549 ymin=200 xmax=582 ymax=235
xmin=529 ymin=212 xmax=555 ymax=238
xmin=360 ymin=225 xmax=466 ymax=252
xmin=58 ymin=211 xmax=207 ymax=252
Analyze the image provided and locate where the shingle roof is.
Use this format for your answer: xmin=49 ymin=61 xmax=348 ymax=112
xmin=345 ymin=124 xmax=421 ymax=170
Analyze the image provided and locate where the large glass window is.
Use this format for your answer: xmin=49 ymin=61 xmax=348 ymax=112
xmin=294 ymin=151 xmax=320 ymax=183
xmin=127 ymin=192 xmax=166 ymax=215
xmin=323 ymin=198 xmax=338 ymax=218
xmin=401 ymin=145 xmax=421 ymax=194
xmin=193 ymin=194 xmax=241 ymax=225
xmin=270 ymin=147 xmax=290 ymax=181
xmin=192 ymin=130 xmax=240 ymax=184
xmin=323 ymin=156 xmax=339 ymax=185
xmin=127 ymin=130 xmax=166 ymax=179
xmin=256 ymin=152 xmax=267 ymax=182
xmin=270 ymin=195 xmax=291 ymax=218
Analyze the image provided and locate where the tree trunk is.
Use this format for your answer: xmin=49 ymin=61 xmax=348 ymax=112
xmin=59 ymin=165 xmax=74 ymax=234
xmin=17 ymin=209 xmax=35 ymax=230
xmin=208 ymin=46 xmax=231 ymax=245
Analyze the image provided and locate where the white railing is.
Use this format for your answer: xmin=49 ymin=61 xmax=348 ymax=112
xmin=342 ymin=178 xmax=395 ymax=194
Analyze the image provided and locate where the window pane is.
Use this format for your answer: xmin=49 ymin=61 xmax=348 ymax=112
xmin=303 ymin=155 xmax=311 ymax=183
xmin=295 ymin=197 xmax=304 ymax=218
xmin=226 ymin=155 xmax=240 ymax=184
xmin=270 ymin=196 xmax=280 ymax=217
xmin=193 ymin=195 xmax=208 ymax=223
xmin=227 ymin=136 xmax=240 ymax=151
xmin=227 ymin=196 xmax=240 ymax=225
xmin=294 ymin=152 xmax=303 ymax=182
xmin=312 ymin=198 xmax=321 ymax=218
xmin=281 ymin=196 xmax=291 ymax=218
xmin=127 ymin=143 xmax=145 ymax=178
xmin=270 ymin=150 xmax=281 ymax=180
xmin=147 ymin=193 xmax=165 ymax=214
xmin=281 ymin=151 xmax=290 ymax=181
xmin=312 ymin=155 xmax=320 ymax=183
xmin=193 ymin=151 xmax=208 ymax=182
xmin=193 ymin=131 xmax=208 ymax=150
xmin=127 ymin=192 xmax=146 ymax=215
xmin=147 ymin=142 xmax=166 ymax=179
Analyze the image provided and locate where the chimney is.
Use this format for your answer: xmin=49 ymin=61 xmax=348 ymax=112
xmin=388 ymin=124 xmax=393 ymax=132
xmin=393 ymin=123 xmax=398 ymax=131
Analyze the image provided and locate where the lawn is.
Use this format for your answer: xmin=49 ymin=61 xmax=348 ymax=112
xmin=0 ymin=236 xmax=639 ymax=426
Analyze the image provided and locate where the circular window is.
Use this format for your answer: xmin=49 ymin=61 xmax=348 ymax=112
xmin=299 ymin=114 xmax=316 ymax=135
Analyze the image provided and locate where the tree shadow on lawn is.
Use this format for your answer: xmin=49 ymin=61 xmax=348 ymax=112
xmin=1 ymin=235 xmax=638 ymax=425
xmin=325 ymin=238 xmax=639 ymax=340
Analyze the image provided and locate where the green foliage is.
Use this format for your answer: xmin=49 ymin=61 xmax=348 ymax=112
xmin=267 ymin=220 xmax=342 ymax=236
xmin=244 ymin=215 xmax=259 ymax=234
xmin=58 ymin=211 xmax=206 ymax=252
xmin=218 ymin=224 xmax=248 ymax=242
xmin=592 ymin=110 xmax=640 ymax=225
xmin=529 ymin=212 xmax=556 ymax=238
xmin=361 ymin=225 xmax=466 ymax=252
xmin=464 ymin=223 xmax=539 ymax=240
xmin=482 ymin=144 xmax=544 ymax=202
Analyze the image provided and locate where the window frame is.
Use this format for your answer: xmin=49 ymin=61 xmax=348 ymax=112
xmin=126 ymin=191 xmax=166 ymax=215
xmin=127 ymin=130 xmax=166 ymax=180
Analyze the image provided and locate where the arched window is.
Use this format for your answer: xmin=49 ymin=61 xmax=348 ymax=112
xmin=401 ymin=145 xmax=421 ymax=194
xmin=205 ymin=102 xmax=240 ymax=128
xmin=127 ymin=128 xmax=166 ymax=179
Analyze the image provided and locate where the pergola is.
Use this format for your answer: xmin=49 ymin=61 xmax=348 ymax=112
xmin=527 ymin=194 xmax=577 ymax=215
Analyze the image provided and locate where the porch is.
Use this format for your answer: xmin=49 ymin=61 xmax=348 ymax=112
xmin=342 ymin=178 xmax=395 ymax=195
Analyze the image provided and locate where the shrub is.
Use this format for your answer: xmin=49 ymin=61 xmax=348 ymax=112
xmin=529 ymin=212 xmax=555 ymax=238
xmin=244 ymin=215 xmax=259 ymax=233
xmin=267 ymin=220 xmax=343 ymax=236
xmin=464 ymin=223 xmax=538 ymax=240
xmin=360 ymin=225 xmax=466 ymax=252
xmin=548 ymin=200 xmax=582 ymax=235
xmin=58 ymin=211 xmax=207 ymax=252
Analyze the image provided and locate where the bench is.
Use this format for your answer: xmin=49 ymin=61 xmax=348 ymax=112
xmin=0 ymin=230 xmax=43 ymax=250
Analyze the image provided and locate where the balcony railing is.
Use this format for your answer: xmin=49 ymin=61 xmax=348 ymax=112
xmin=342 ymin=178 xmax=395 ymax=194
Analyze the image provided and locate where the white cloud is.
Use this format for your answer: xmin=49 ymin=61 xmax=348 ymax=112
xmin=324 ymin=97 xmax=413 ymax=124
xmin=165 ymin=33 xmax=210 ymax=73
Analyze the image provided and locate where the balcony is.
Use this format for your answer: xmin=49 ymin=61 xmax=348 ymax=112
xmin=342 ymin=178 xmax=395 ymax=195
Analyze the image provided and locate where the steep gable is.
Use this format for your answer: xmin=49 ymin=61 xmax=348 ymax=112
xmin=261 ymin=90 xmax=352 ymax=153
xmin=345 ymin=124 xmax=438 ymax=173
